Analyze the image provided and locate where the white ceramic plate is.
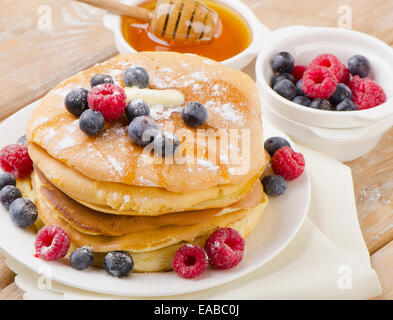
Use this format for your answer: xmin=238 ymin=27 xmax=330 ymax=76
xmin=0 ymin=101 xmax=310 ymax=297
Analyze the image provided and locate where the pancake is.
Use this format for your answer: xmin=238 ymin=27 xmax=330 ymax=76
xmin=29 ymin=143 xmax=261 ymax=215
xmin=34 ymin=167 xmax=264 ymax=236
xmin=33 ymin=170 xmax=267 ymax=253
xmin=26 ymin=52 xmax=264 ymax=210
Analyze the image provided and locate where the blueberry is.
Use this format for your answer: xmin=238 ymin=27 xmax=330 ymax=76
xmin=125 ymin=99 xmax=150 ymax=122
xmin=309 ymin=98 xmax=331 ymax=110
xmin=182 ymin=102 xmax=208 ymax=127
xmin=271 ymin=73 xmax=295 ymax=87
xmin=261 ymin=175 xmax=287 ymax=196
xmin=17 ymin=135 xmax=27 ymax=146
xmin=348 ymin=55 xmax=370 ymax=78
xmin=272 ymin=52 xmax=295 ymax=73
xmin=90 ymin=74 xmax=114 ymax=87
xmin=79 ymin=109 xmax=105 ymax=136
xmin=264 ymin=137 xmax=291 ymax=157
xmin=330 ymin=83 xmax=352 ymax=105
xmin=70 ymin=246 xmax=95 ymax=270
xmin=123 ymin=66 xmax=149 ymax=88
xmin=104 ymin=251 xmax=134 ymax=278
xmin=273 ymin=79 xmax=297 ymax=100
xmin=296 ymin=79 xmax=305 ymax=96
xmin=65 ymin=88 xmax=89 ymax=117
xmin=0 ymin=173 xmax=16 ymax=191
xmin=9 ymin=198 xmax=37 ymax=228
xmin=128 ymin=116 xmax=158 ymax=146
xmin=0 ymin=185 xmax=22 ymax=209
xmin=292 ymin=96 xmax=311 ymax=107
xmin=334 ymin=99 xmax=357 ymax=111
xmin=154 ymin=132 xmax=180 ymax=157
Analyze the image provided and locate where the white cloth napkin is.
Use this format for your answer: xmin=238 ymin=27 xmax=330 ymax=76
xmin=5 ymin=145 xmax=381 ymax=299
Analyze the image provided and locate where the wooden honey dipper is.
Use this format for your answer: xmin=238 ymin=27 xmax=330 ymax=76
xmin=77 ymin=0 xmax=221 ymax=44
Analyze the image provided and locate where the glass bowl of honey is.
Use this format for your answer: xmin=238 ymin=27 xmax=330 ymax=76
xmin=103 ymin=0 xmax=270 ymax=70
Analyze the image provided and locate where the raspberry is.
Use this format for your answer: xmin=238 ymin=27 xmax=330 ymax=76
xmin=272 ymin=147 xmax=305 ymax=181
xmin=339 ymin=65 xmax=351 ymax=85
xmin=291 ymin=65 xmax=307 ymax=82
xmin=172 ymin=244 xmax=208 ymax=278
xmin=302 ymin=65 xmax=338 ymax=99
xmin=0 ymin=144 xmax=33 ymax=179
xmin=204 ymin=228 xmax=245 ymax=270
xmin=349 ymin=76 xmax=386 ymax=110
xmin=34 ymin=225 xmax=70 ymax=261
xmin=87 ymin=83 xmax=127 ymax=121
xmin=309 ymin=54 xmax=345 ymax=81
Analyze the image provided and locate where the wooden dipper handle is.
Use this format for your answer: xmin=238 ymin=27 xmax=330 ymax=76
xmin=76 ymin=0 xmax=153 ymax=21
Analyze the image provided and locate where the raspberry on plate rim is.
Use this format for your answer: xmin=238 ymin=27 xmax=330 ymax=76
xmin=205 ymin=228 xmax=245 ymax=270
xmin=172 ymin=244 xmax=208 ymax=279
xmin=34 ymin=225 xmax=70 ymax=261
xmin=0 ymin=144 xmax=33 ymax=179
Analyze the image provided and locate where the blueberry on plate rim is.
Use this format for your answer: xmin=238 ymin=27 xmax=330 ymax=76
xmin=104 ymin=251 xmax=134 ymax=278
xmin=17 ymin=135 xmax=27 ymax=146
xmin=264 ymin=137 xmax=291 ymax=157
xmin=0 ymin=172 xmax=16 ymax=191
xmin=70 ymin=246 xmax=95 ymax=270
xmin=9 ymin=198 xmax=38 ymax=228
xmin=0 ymin=185 xmax=22 ymax=209
xmin=261 ymin=175 xmax=287 ymax=196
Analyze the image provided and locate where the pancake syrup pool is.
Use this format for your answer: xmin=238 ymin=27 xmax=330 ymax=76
xmin=121 ymin=0 xmax=252 ymax=61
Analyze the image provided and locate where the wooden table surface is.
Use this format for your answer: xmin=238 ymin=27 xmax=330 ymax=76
xmin=0 ymin=0 xmax=392 ymax=300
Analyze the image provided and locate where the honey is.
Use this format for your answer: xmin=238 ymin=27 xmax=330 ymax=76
xmin=121 ymin=0 xmax=252 ymax=61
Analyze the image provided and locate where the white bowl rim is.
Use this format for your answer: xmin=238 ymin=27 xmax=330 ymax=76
xmin=256 ymin=25 xmax=393 ymax=125
xmin=103 ymin=0 xmax=270 ymax=65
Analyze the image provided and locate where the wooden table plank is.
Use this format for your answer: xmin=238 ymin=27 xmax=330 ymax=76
xmin=0 ymin=0 xmax=392 ymax=299
xmin=371 ymin=240 xmax=393 ymax=300
xmin=0 ymin=0 xmax=117 ymax=119
xmin=348 ymin=128 xmax=393 ymax=254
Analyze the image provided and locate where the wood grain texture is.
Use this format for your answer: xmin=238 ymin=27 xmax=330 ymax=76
xmin=0 ymin=0 xmax=117 ymax=119
xmin=0 ymin=0 xmax=392 ymax=299
xmin=371 ymin=240 xmax=393 ymax=300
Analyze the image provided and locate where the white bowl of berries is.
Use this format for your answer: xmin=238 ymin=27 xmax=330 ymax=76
xmin=256 ymin=26 xmax=393 ymax=129
xmin=255 ymin=26 xmax=393 ymax=161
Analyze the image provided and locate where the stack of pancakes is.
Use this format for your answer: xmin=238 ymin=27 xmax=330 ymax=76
xmin=26 ymin=52 xmax=268 ymax=272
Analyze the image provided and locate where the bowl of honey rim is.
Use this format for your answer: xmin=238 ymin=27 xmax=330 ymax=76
xmin=103 ymin=0 xmax=270 ymax=70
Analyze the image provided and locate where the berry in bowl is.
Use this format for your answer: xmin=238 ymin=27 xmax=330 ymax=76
xmin=256 ymin=26 xmax=393 ymax=161
xmin=270 ymin=51 xmax=386 ymax=112
xmin=256 ymin=26 xmax=393 ymax=129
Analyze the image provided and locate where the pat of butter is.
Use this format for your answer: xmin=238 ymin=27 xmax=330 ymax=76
xmin=125 ymin=87 xmax=185 ymax=107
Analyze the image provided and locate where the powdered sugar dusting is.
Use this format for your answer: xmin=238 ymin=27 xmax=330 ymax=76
xmin=107 ymin=155 xmax=124 ymax=175
xmin=206 ymin=101 xmax=243 ymax=124
xmin=55 ymin=136 xmax=76 ymax=151
xmin=150 ymin=105 xmax=182 ymax=120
